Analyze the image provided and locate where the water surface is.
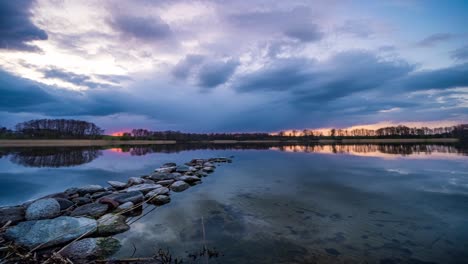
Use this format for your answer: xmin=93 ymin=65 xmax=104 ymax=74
xmin=1 ymin=143 xmax=467 ymax=263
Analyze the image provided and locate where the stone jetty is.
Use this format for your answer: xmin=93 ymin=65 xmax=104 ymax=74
xmin=0 ymin=157 xmax=232 ymax=263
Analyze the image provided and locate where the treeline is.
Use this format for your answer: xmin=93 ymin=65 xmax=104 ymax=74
xmin=0 ymin=119 xmax=104 ymax=139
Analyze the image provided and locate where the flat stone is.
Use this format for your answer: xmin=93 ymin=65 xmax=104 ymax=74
xmin=128 ymin=177 xmax=144 ymax=186
xmin=75 ymin=185 xmax=105 ymax=195
xmin=170 ymin=181 xmax=190 ymax=192
xmin=101 ymin=191 xmax=144 ymax=205
xmin=70 ymin=203 xmax=109 ymax=218
xmin=124 ymin=184 xmax=162 ymax=194
xmin=55 ymin=198 xmax=74 ymax=211
xmin=61 ymin=237 xmax=121 ymax=263
xmin=145 ymin=187 xmax=170 ymax=199
xmin=25 ymin=198 xmax=61 ymax=221
xmin=5 ymin=216 xmax=97 ymax=249
xmin=148 ymin=195 xmax=171 ymax=205
xmin=72 ymin=197 xmax=92 ymax=206
xmin=0 ymin=206 xmax=25 ymax=226
xmin=107 ymin=181 xmax=127 ymax=189
xmin=96 ymin=214 xmax=129 ymax=236
xmin=178 ymin=175 xmax=201 ymax=184
xmin=156 ymin=179 xmax=175 ymax=186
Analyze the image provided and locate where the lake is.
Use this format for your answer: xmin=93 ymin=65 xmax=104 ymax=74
xmin=1 ymin=143 xmax=467 ymax=263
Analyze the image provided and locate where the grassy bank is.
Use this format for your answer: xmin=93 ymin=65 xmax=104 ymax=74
xmin=0 ymin=138 xmax=460 ymax=147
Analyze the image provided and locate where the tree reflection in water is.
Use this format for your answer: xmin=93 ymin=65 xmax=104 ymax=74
xmin=7 ymin=147 xmax=103 ymax=167
xmin=0 ymin=143 xmax=466 ymax=168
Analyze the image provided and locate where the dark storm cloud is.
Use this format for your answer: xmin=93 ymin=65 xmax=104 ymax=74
xmin=234 ymin=51 xmax=414 ymax=103
xmin=197 ymin=59 xmax=239 ymax=88
xmin=0 ymin=0 xmax=48 ymax=51
xmin=399 ymin=63 xmax=468 ymax=91
xmin=42 ymin=67 xmax=117 ymax=89
xmin=172 ymin=54 xmax=205 ymax=80
xmin=110 ymin=15 xmax=172 ymax=41
xmin=0 ymin=70 xmax=55 ymax=110
xmin=416 ymin=33 xmax=454 ymax=47
xmin=451 ymin=45 xmax=468 ymax=61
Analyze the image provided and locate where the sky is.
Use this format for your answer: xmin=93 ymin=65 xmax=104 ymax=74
xmin=0 ymin=0 xmax=467 ymax=133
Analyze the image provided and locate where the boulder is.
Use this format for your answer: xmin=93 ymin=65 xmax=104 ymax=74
xmin=25 ymin=198 xmax=61 ymax=221
xmin=100 ymin=191 xmax=144 ymax=205
xmin=96 ymin=214 xmax=129 ymax=236
xmin=0 ymin=206 xmax=25 ymax=226
xmin=75 ymin=185 xmax=105 ymax=195
xmin=72 ymin=197 xmax=92 ymax=206
xmin=170 ymin=181 xmax=189 ymax=192
xmin=60 ymin=237 xmax=121 ymax=263
xmin=124 ymin=184 xmax=162 ymax=194
xmin=55 ymin=198 xmax=74 ymax=211
xmin=70 ymin=203 xmax=109 ymax=218
xmin=156 ymin=179 xmax=175 ymax=186
xmin=145 ymin=187 xmax=170 ymax=199
xmin=178 ymin=175 xmax=201 ymax=184
xmin=149 ymin=195 xmax=171 ymax=205
xmin=128 ymin=177 xmax=144 ymax=186
xmin=107 ymin=181 xmax=127 ymax=189
xmin=5 ymin=216 xmax=97 ymax=249
xmin=147 ymin=172 xmax=175 ymax=181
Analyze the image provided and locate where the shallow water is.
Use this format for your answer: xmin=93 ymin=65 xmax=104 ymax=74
xmin=1 ymin=143 xmax=467 ymax=263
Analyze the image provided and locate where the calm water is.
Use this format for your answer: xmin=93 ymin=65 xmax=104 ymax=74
xmin=1 ymin=143 xmax=468 ymax=263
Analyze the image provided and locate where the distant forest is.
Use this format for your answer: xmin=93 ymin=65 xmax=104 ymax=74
xmin=1 ymin=119 xmax=467 ymax=140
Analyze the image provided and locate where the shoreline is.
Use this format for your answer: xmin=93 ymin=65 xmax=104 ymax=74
xmin=0 ymin=138 xmax=460 ymax=147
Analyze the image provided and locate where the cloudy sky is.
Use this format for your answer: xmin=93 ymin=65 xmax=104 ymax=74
xmin=1 ymin=0 xmax=467 ymax=133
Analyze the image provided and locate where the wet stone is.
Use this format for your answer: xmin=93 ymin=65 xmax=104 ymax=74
xmin=101 ymin=191 xmax=144 ymax=205
xmin=55 ymin=198 xmax=74 ymax=211
xmin=107 ymin=181 xmax=127 ymax=189
xmin=124 ymin=183 xmax=162 ymax=194
xmin=61 ymin=237 xmax=121 ymax=263
xmin=157 ymin=179 xmax=175 ymax=186
xmin=96 ymin=213 xmax=130 ymax=236
xmin=170 ymin=181 xmax=190 ymax=192
xmin=0 ymin=206 xmax=25 ymax=226
xmin=149 ymin=195 xmax=171 ymax=205
xmin=73 ymin=197 xmax=92 ymax=206
xmin=70 ymin=203 xmax=109 ymax=218
xmin=25 ymin=198 xmax=61 ymax=221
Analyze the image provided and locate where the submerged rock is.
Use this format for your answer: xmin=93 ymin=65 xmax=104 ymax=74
xmin=70 ymin=203 xmax=109 ymax=218
xmin=0 ymin=206 xmax=25 ymax=226
xmin=170 ymin=181 xmax=189 ymax=192
xmin=60 ymin=237 xmax=121 ymax=263
xmin=25 ymin=198 xmax=61 ymax=221
xmin=107 ymin=181 xmax=127 ymax=189
xmin=5 ymin=216 xmax=97 ymax=249
xmin=124 ymin=183 xmax=162 ymax=194
xmin=96 ymin=214 xmax=129 ymax=236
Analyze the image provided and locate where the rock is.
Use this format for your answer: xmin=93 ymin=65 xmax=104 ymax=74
xmin=145 ymin=187 xmax=170 ymax=199
xmin=189 ymin=166 xmax=198 ymax=172
xmin=5 ymin=216 xmax=97 ymax=249
xmin=203 ymin=166 xmax=215 ymax=173
xmin=72 ymin=197 xmax=92 ymax=206
xmin=162 ymin=162 xmax=177 ymax=168
xmin=203 ymin=162 xmax=215 ymax=167
xmin=101 ymin=191 xmax=144 ymax=205
xmin=25 ymin=198 xmax=61 ymax=221
xmin=61 ymin=237 xmax=121 ymax=263
xmin=147 ymin=172 xmax=175 ymax=181
xmin=149 ymin=195 xmax=171 ymax=205
xmin=96 ymin=214 xmax=129 ymax=236
xmin=155 ymin=167 xmax=175 ymax=173
xmin=124 ymin=184 xmax=162 ymax=194
xmin=178 ymin=175 xmax=201 ymax=184
xmin=70 ymin=203 xmax=109 ymax=218
xmin=0 ymin=206 xmax=25 ymax=226
xmin=55 ymin=198 xmax=74 ymax=211
xmin=107 ymin=181 xmax=127 ymax=189
xmin=157 ymin=179 xmax=175 ymax=186
xmin=115 ymin=202 xmax=134 ymax=212
xmin=170 ymin=181 xmax=189 ymax=192
xmin=196 ymin=171 xmax=208 ymax=177
xmin=98 ymin=197 xmax=120 ymax=209
xmin=128 ymin=177 xmax=145 ymax=186
xmin=175 ymin=165 xmax=190 ymax=173
xmin=75 ymin=185 xmax=105 ymax=195
xmin=91 ymin=191 xmax=112 ymax=200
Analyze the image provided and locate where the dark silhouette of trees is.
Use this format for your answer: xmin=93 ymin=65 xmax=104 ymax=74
xmin=14 ymin=119 xmax=104 ymax=139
